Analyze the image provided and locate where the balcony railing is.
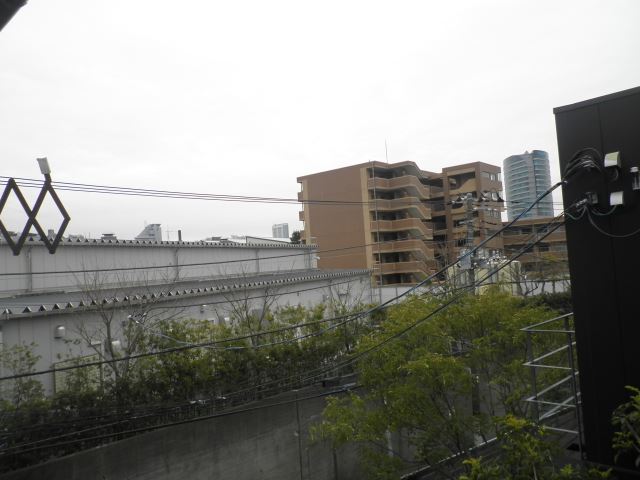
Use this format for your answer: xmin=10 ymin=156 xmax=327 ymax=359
xmin=371 ymin=197 xmax=431 ymax=219
xmin=370 ymin=218 xmax=433 ymax=240
xmin=368 ymin=176 xmax=431 ymax=199
xmin=378 ymin=260 xmax=431 ymax=275
xmin=522 ymin=313 xmax=583 ymax=455
xmin=376 ymin=239 xmax=434 ymax=260
xmin=502 ymin=231 xmax=566 ymax=244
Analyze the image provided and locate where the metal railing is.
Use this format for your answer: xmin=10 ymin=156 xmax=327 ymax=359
xmin=522 ymin=312 xmax=583 ymax=456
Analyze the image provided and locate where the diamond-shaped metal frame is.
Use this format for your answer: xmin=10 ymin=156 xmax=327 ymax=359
xmin=0 ymin=177 xmax=71 ymax=256
xmin=0 ymin=178 xmax=33 ymax=255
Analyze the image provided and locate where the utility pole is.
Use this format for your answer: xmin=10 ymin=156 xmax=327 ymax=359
xmin=464 ymin=193 xmax=476 ymax=293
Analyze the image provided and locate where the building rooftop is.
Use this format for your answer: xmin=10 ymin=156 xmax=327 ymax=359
xmin=0 ymin=268 xmax=369 ymax=317
xmin=0 ymin=236 xmax=314 ymax=249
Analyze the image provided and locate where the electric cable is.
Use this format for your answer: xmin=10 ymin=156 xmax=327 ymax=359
xmin=562 ymin=147 xmax=605 ymax=181
xmin=0 ymin=182 xmax=563 ymax=381
xmin=0 ymin=176 xmax=565 ymax=206
xmin=1 ymin=176 xmax=452 ymax=207
xmin=0 ymin=165 xmax=576 ymax=462
xmin=0 ymin=189 xmax=568 ymax=444
xmin=586 ymin=208 xmax=640 ymax=239
xmin=0 ymin=213 xmax=568 ymax=455
xmin=218 ymin=212 xmax=569 ymax=408
xmin=0 ymin=266 xmax=470 ymax=382
xmin=0 ymin=228 xmax=462 ymax=278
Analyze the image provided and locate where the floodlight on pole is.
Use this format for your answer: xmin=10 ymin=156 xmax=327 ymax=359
xmin=37 ymin=157 xmax=51 ymax=176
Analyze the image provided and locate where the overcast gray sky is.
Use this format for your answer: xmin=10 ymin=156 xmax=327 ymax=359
xmin=1 ymin=0 xmax=639 ymax=240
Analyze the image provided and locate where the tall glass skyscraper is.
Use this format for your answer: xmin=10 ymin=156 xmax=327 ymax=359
xmin=503 ymin=150 xmax=553 ymax=220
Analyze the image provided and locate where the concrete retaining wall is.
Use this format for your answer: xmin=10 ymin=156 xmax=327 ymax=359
xmin=1 ymin=388 xmax=364 ymax=480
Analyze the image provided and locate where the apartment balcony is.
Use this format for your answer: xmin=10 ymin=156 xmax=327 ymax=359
xmin=434 ymin=228 xmax=448 ymax=237
xmin=376 ymin=238 xmax=434 ymax=260
xmin=449 ymin=232 xmax=503 ymax=250
xmin=298 ymin=210 xmax=305 ymax=221
xmin=368 ymin=176 xmax=431 ymax=199
xmin=378 ymin=260 xmax=432 ymax=275
xmin=449 ymin=204 xmax=467 ymax=215
xmin=297 ymin=191 xmax=304 ymax=202
xmin=502 ymin=231 xmax=566 ymax=245
xmin=430 ymin=185 xmax=444 ymax=197
xmin=448 ymin=178 xmax=478 ymax=196
xmin=371 ymin=197 xmax=431 ymax=219
xmin=370 ymin=218 xmax=433 ymax=240
xmin=513 ymin=252 xmax=569 ymax=266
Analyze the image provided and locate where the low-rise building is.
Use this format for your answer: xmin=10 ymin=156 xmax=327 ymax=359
xmin=502 ymin=216 xmax=569 ymax=285
xmin=0 ymin=237 xmax=371 ymax=393
xmin=272 ymin=223 xmax=289 ymax=239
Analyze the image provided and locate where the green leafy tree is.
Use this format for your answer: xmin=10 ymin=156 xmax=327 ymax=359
xmin=460 ymin=416 xmax=609 ymax=480
xmin=0 ymin=300 xmax=376 ymax=472
xmin=313 ymin=289 xmax=561 ymax=478
xmin=612 ymin=385 xmax=640 ymax=469
xmin=290 ymin=230 xmax=302 ymax=244
xmin=0 ymin=343 xmax=46 ymax=409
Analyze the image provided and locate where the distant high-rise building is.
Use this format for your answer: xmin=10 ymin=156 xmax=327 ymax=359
xmin=272 ymin=223 xmax=289 ymax=239
xmin=503 ymin=150 xmax=553 ymax=221
xmin=136 ymin=224 xmax=162 ymax=242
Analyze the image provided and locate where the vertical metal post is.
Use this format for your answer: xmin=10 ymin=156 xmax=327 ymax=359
xmin=565 ymin=315 xmax=584 ymax=457
xmin=526 ymin=330 xmax=540 ymax=423
xmin=174 ymin=247 xmax=180 ymax=282
xmin=25 ymin=246 xmax=33 ymax=292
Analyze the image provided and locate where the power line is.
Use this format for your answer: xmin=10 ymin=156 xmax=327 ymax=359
xmin=0 ymin=185 xmax=564 ymax=284
xmin=0 ymin=176 xmax=565 ymax=208
xmin=0 ymin=303 xmax=365 ymax=382
xmin=0 ymin=267 xmax=469 ymax=382
xmin=0 ymin=183 xmax=563 ymax=381
xmin=0 ymin=229 xmax=464 ymax=278
xmin=0 ymin=169 xmax=574 ymax=458
xmin=150 ymin=213 xmax=560 ymax=393
xmin=0 ymin=189 xmax=564 ymax=418
xmin=1 ymin=177 xmax=448 ymax=207
xmin=0 ymin=213 xmax=568 ymax=456
xmin=202 ymin=211 xmax=568 ymax=411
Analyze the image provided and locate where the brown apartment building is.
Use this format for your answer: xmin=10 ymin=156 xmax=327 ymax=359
xmin=502 ymin=216 xmax=568 ymax=280
xmin=297 ymin=161 xmax=504 ymax=286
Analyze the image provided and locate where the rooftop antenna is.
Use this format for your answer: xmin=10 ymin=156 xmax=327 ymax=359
xmin=385 ymin=139 xmax=389 ymax=163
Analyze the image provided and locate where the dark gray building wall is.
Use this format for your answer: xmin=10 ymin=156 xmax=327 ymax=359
xmin=0 ymin=389 xmax=365 ymax=480
xmin=554 ymin=86 xmax=640 ymax=470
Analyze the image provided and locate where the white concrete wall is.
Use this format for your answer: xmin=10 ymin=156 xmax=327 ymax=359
xmin=0 ymin=273 xmax=372 ymax=394
xmin=0 ymin=241 xmax=317 ymax=295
